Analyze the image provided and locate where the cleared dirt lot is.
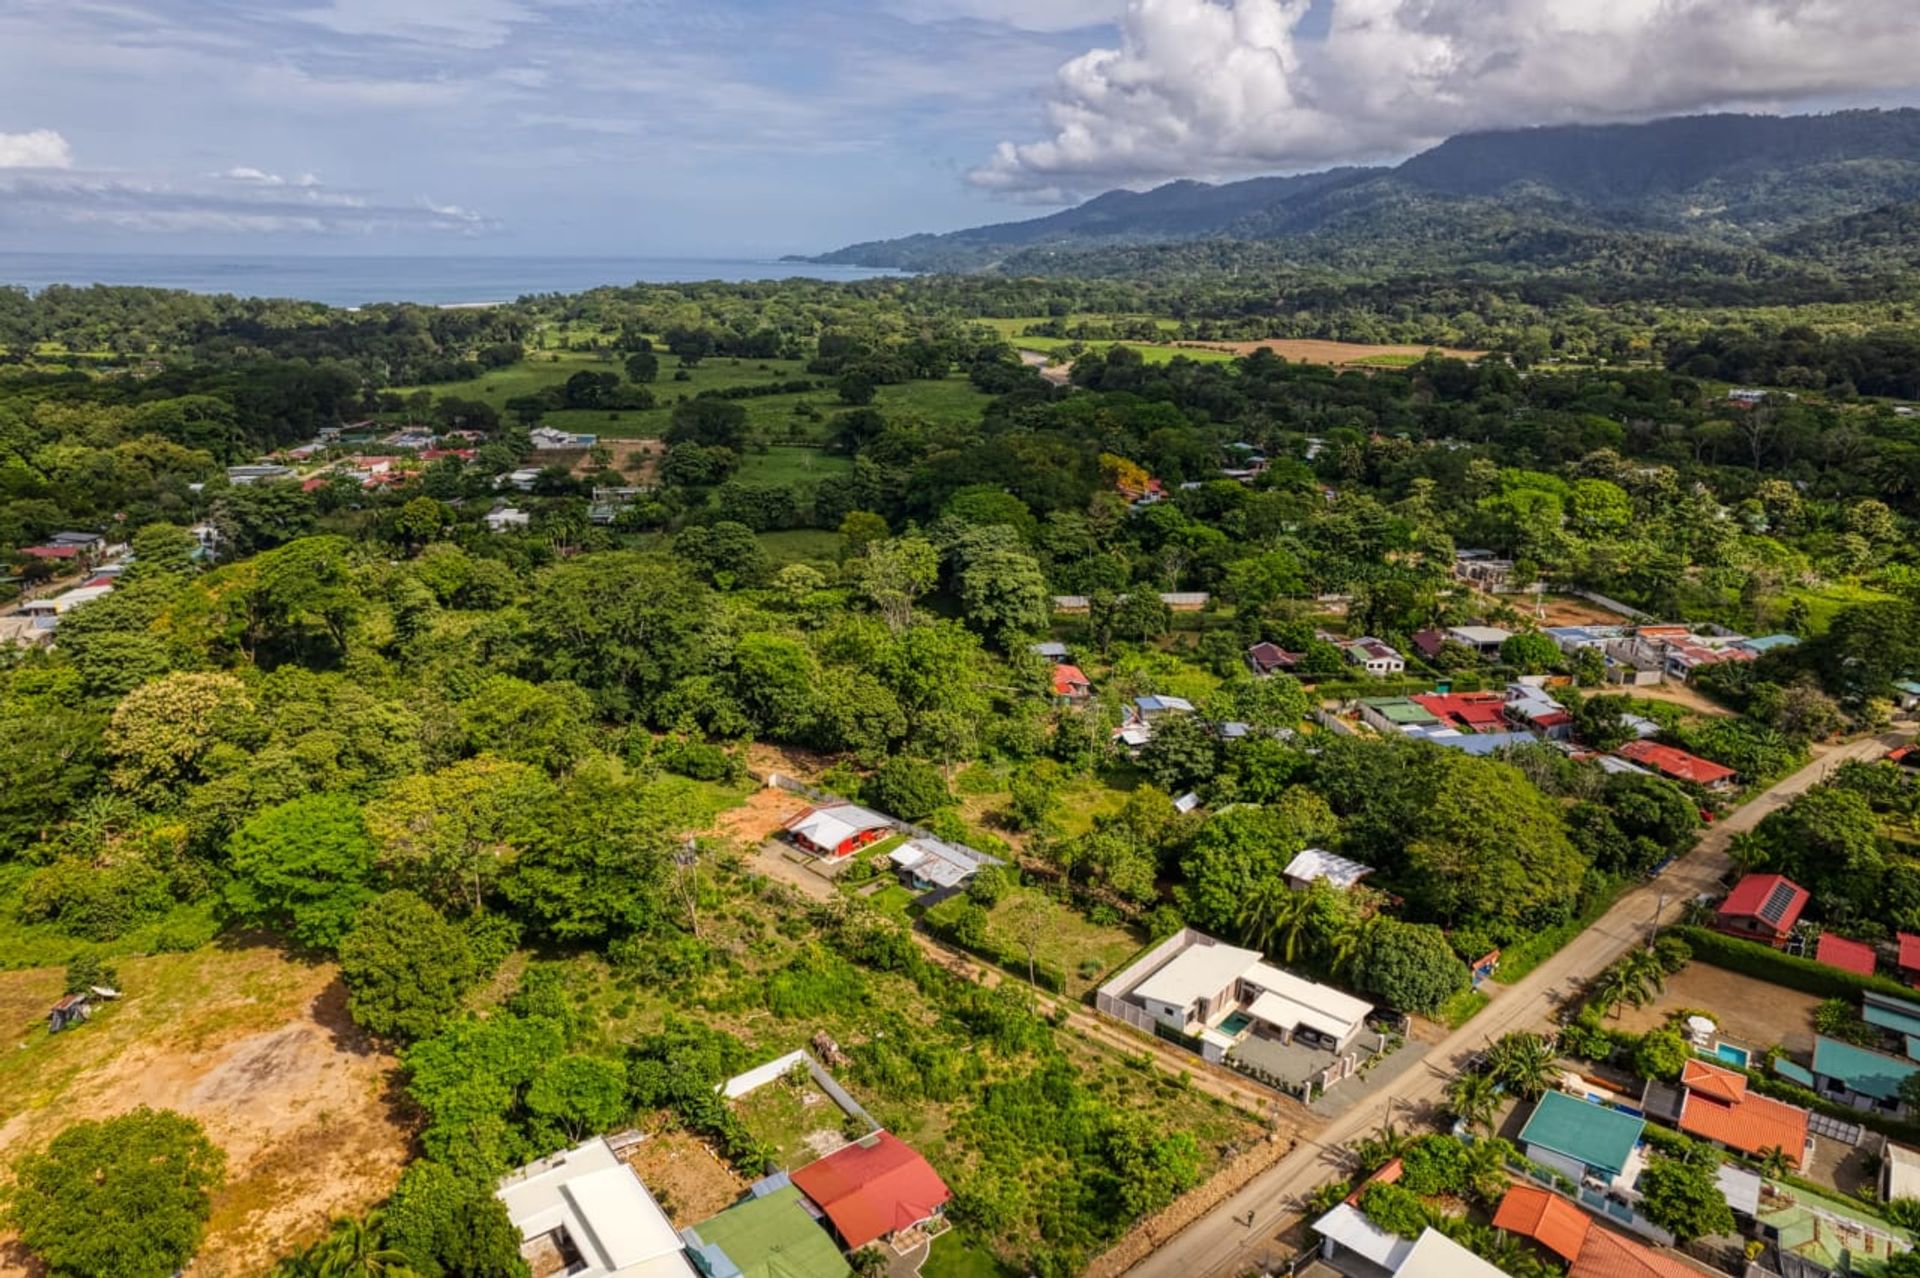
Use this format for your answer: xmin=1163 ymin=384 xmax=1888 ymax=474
xmin=619 ymin=1126 xmax=746 ymax=1227
xmin=1610 ymin=962 xmax=1823 ymax=1055
xmin=0 ymin=945 xmax=412 ymax=1277
xmin=1174 ymin=338 xmax=1487 ymax=366
xmin=1533 ymin=594 xmax=1635 ymax=627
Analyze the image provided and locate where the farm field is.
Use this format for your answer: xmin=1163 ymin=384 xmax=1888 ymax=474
xmin=1176 ymin=337 xmax=1489 ymax=365
xmin=1014 ymin=334 xmax=1234 ymax=365
xmin=0 ymin=945 xmax=411 ymax=1278
xmin=734 ymin=446 xmax=851 ymax=486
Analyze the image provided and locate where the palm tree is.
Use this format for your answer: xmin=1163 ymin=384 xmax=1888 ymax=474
xmin=1486 ymin=1031 xmax=1559 ymax=1100
xmin=314 ymin=1212 xmax=415 ymax=1278
xmin=1589 ymin=963 xmax=1639 ymax=1016
xmin=1758 ymin=1146 xmax=1793 ymax=1179
xmin=1238 ymin=878 xmax=1315 ymax=964
xmin=1447 ymin=1071 xmax=1502 ymax=1133
xmin=1727 ymin=831 xmax=1771 ymax=875
xmin=1351 ymin=1120 xmax=1412 ymax=1174
xmin=1460 ymin=1137 xmax=1511 ymax=1204
xmin=1620 ymin=947 xmax=1669 ymax=1002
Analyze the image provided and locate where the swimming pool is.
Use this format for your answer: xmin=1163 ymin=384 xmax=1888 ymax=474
xmin=1219 ymin=1012 xmax=1253 ymax=1036
xmin=1714 ymin=1042 xmax=1752 ymax=1068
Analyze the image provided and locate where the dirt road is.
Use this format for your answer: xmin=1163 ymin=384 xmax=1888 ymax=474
xmin=1123 ymin=729 xmax=1912 ymax=1278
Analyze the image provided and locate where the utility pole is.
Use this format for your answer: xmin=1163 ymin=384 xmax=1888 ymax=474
xmin=1649 ymin=891 xmax=1668 ymax=946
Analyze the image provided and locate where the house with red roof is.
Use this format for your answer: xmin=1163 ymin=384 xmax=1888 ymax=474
xmin=1245 ymin=642 xmax=1302 ymax=676
xmin=788 ymin=1132 xmax=951 ymax=1250
xmin=1050 ymin=663 xmax=1092 ymax=703
xmin=1670 ymin=1059 xmax=1810 ymax=1167
xmin=17 ymin=544 xmax=81 ymax=561
xmin=1899 ymin=933 xmax=1920 ymax=988
xmin=1816 ymin=934 xmax=1879 ymax=978
xmin=1613 ymin=740 xmax=1737 ymax=790
xmin=1495 ymin=1184 xmax=1710 ymax=1278
xmin=1714 ymin=874 xmax=1808 ymax=948
xmin=1411 ymin=691 xmax=1510 ymax=733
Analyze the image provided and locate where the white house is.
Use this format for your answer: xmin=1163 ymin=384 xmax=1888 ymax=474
xmin=532 ymin=426 xmax=598 ymax=449
xmin=1110 ymin=931 xmax=1373 ymax=1056
xmin=485 ymin=507 xmax=531 ymax=533
xmin=1311 ymin=1206 xmax=1506 ymax=1278
xmin=1446 ymin=625 xmax=1511 ymax=656
xmin=496 ymin=1137 xmax=696 ymax=1278
xmin=1342 ymin=638 xmax=1405 ymax=676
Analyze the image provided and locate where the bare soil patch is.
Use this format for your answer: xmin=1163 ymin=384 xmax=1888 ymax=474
xmin=1174 ymin=338 xmax=1487 ymax=366
xmin=710 ymin=784 xmax=813 ymax=848
xmin=0 ymin=946 xmax=411 ymax=1278
xmin=573 ymin=438 xmax=663 ymax=482
xmin=618 ymin=1126 xmax=747 ymax=1227
xmin=1632 ymin=680 xmax=1739 ymax=718
xmin=1534 ymin=594 xmax=1634 ymax=627
xmin=1609 ymin=963 xmax=1823 ymax=1055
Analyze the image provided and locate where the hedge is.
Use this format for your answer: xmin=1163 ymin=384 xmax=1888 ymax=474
xmin=1671 ymin=926 xmax=1920 ymax=1003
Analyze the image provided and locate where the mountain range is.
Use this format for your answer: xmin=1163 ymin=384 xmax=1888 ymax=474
xmin=809 ymin=110 xmax=1920 ymax=280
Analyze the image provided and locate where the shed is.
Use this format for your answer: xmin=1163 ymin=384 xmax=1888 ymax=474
xmin=1282 ymin=848 xmax=1374 ymax=892
xmin=1715 ymin=874 xmax=1809 ymax=948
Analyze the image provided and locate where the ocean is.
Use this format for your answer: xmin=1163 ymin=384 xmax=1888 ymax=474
xmin=0 ymin=252 xmax=902 ymax=308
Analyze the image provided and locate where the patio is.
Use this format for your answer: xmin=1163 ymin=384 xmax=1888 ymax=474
xmin=1228 ymin=1029 xmax=1340 ymax=1088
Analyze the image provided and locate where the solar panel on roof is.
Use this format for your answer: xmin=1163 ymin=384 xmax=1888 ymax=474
xmin=1761 ymin=881 xmax=1799 ymax=926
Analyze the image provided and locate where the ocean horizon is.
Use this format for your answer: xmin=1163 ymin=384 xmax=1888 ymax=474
xmin=0 ymin=251 xmax=902 ymax=308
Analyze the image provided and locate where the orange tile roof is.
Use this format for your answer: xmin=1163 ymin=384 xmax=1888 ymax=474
xmin=1573 ymin=1225 xmax=1712 ymax=1278
xmin=1679 ymin=1059 xmax=1745 ymax=1104
xmin=1678 ymin=1060 xmax=1809 ymax=1165
xmin=1494 ymin=1184 xmax=1592 ymax=1262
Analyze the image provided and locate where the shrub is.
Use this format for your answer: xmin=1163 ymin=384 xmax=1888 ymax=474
xmin=1674 ymin=926 xmax=1920 ymax=1002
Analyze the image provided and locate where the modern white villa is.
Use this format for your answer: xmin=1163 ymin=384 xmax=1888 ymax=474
xmin=1096 ymin=929 xmax=1379 ymax=1093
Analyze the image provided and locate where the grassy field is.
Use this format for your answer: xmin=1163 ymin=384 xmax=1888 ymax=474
xmin=0 ymin=944 xmax=411 ymax=1277
xmin=734 ymin=446 xmax=851 ymax=486
xmin=1011 ymin=333 xmax=1235 ymax=365
xmin=1781 ymin=581 xmax=1900 ymax=634
xmin=758 ymin=529 xmax=843 ymax=569
xmin=978 ymin=885 xmax=1146 ymax=999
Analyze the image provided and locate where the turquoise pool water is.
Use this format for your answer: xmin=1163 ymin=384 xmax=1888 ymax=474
xmin=1714 ymin=1042 xmax=1752 ymax=1068
xmin=1219 ymin=1012 xmax=1253 ymax=1036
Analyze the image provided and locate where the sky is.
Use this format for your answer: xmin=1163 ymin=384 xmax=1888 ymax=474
xmin=2 ymin=0 xmax=1919 ymax=258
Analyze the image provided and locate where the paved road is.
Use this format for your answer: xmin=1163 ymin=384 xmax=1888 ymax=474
xmin=1124 ymin=729 xmax=1913 ymax=1278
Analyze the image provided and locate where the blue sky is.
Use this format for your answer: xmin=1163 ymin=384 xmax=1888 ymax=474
xmin=2 ymin=0 xmax=1917 ymax=257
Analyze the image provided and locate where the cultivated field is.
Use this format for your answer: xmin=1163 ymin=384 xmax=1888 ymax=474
xmin=1175 ymin=338 xmax=1488 ymax=366
xmin=0 ymin=945 xmax=411 ymax=1278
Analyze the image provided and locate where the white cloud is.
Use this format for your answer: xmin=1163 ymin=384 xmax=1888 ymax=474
xmin=974 ymin=0 xmax=1920 ymax=194
xmin=0 ymin=167 xmax=499 ymax=236
xmin=292 ymin=0 xmax=538 ymax=50
xmin=884 ymin=0 xmax=1123 ymax=32
xmin=0 ymin=128 xmax=74 ymax=169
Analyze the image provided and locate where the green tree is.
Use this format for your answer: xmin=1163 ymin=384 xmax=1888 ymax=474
xmin=1636 ymin=1153 xmax=1734 ymax=1243
xmin=104 ymin=671 xmax=256 ymax=804
xmin=1485 ymin=1032 xmax=1557 ymax=1100
xmin=1351 ymin=919 xmax=1468 ymax=1014
xmin=392 ymin=497 xmax=448 ymax=552
xmin=224 ymin=793 xmax=380 ymax=950
xmin=382 ymin=1160 xmax=531 ymax=1278
xmin=1137 ymin=712 xmax=1219 ymax=794
xmin=337 ymin=891 xmax=480 ymax=1042
xmin=1499 ymin=631 xmax=1562 ymax=674
xmin=524 ymin=552 xmax=715 ymax=720
xmin=1633 ymin=1025 xmax=1691 ymax=1081
xmin=365 ymin=757 xmax=554 ymax=914
xmin=8 ymin=1108 xmax=226 ymax=1278
xmin=864 ymin=757 xmax=950 ymax=821
xmin=1445 ymin=1071 xmax=1501 ymax=1133
xmin=858 ymin=536 xmax=939 ymax=631
xmin=525 ymin=1054 xmax=629 ymax=1144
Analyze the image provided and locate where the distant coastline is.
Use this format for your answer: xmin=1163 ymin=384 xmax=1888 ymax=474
xmin=0 ymin=252 xmax=905 ymax=308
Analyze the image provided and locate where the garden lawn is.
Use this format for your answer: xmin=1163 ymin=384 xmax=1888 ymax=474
xmin=734 ymin=447 xmax=852 ymax=486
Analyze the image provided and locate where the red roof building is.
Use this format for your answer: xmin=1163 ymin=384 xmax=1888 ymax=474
xmin=789 ymin=1132 xmax=952 ymax=1250
xmin=1675 ymin=1059 xmax=1810 ymax=1166
xmin=1496 ymin=1185 xmax=1707 ymax=1278
xmin=1412 ymin=691 xmax=1511 ymax=732
xmin=1900 ymin=933 xmax=1920 ymax=986
xmin=1816 ymin=934 xmax=1879 ymax=978
xmin=17 ymin=545 xmax=81 ymax=560
xmin=1715 ymin=873 xmax=1809 ymax=948
xmin=1246 ymin=642 xmax=1302 ymax=676
xmin=1493 ymin=1184 xmax=1591 ymax=1262
xmin=1051 ymin=663 xmax=1092 ymax=701
xmin=1613 ymin=740 xmax=1737 ymax=790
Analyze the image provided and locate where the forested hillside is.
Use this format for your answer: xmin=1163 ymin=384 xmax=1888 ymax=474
xmin=813 ymin=109 xmax=1920 ymax=283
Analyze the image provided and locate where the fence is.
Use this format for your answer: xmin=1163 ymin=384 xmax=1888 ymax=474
xmin=1567 ymin=588 xmax=1655 ymax=623
xmin=716 ymin=1050 xmax=879 ymax=1136
xmin=1094 ymin=927 xmax=1208 ymax=1035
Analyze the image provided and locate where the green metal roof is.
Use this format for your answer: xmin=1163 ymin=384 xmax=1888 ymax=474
xmin=1362 ymin=698 xmax=1438 ymax=725
xmin=1517 ymin=1091 xmax=1645 ymax=1179
xmin=1775 ymin=1058 xmax=1815 ymax=1087
xmin=686 ymin=1187 xmax=853 ymax=1278
xmin=1864 ymin=992 xmax=1920 ymax=1038
xmin=1811 ymin=1035 xmax=1920 ymax=1102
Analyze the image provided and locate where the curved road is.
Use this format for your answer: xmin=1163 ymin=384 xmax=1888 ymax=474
xmin=1124 ymin=729 xmax=1913 ymax=1278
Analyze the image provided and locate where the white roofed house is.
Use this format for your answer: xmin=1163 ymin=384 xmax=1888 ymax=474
xmin=496 ymin=1136 xmax=696 ymax=1278
xmin=1096 ymin=929 xmax=1378 ymax=1092
xmin=1342 ymin=637 xmax=1405 ymax=677
xmin=887 ymin=836 xmax=1001 ymax=895
xmin=783 ymin=803 xmax=894 ymax=859
xmin=1282 ymin=848 xmax=1374 ymax=892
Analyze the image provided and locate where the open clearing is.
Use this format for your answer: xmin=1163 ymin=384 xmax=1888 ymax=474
xmin=1175 ymin=338 xmax=1488 ymax=366
xmin=1609 ymin=962 xmax=1823 ymax=1055
xmin=1531 ymin=593 xmax=1635 ymax=627
xmin=0 ymin=945 xmax=410 ymax=1278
